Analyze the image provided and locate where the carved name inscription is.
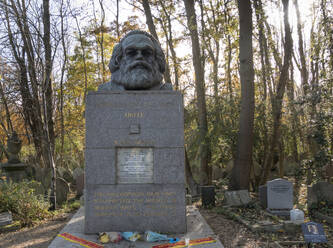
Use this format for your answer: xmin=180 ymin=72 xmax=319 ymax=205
xmin=125 ymin=112 xmax=144 ymax=118
xmin=93 ymin=191 xmax=178 ymax=217
xmin=117 ymin=148 xmax=153 ymax=184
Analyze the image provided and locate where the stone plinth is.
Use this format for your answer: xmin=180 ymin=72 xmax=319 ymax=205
xmin=85 ymin=91 xmax=186 ymax=233
xmin=1 ymin=163 xmax=28 ymax=183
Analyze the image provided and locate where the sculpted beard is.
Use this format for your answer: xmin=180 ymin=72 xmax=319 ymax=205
xmin=111 ymin=60 xmax=163 ymax=90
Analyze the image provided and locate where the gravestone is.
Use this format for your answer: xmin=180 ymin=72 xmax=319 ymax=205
xmin=0 ymin=212 xmax=12 ymax=226
xmin=85 ymin=91 xmax=186 ymax=233
xmin=73 ymin=167 xmax=84 ymax=180
xmin=259 ymin=184 xmax=267 ymax=208
xmin=308 ymin=181 xmax=333 ymax=208
xmin=75 ymin=173 xmax=84 ymax=197
xmin=224 ymin=190 xmax=251 ymax=207
xmin=267 ymin=178 xmax=293 ymax=216
xmin=56 ymin=177 xmax=69 ymax=205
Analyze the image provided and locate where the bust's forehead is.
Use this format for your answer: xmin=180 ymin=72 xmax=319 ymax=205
xmin=122 ymin=34 xmax=154 ymax=49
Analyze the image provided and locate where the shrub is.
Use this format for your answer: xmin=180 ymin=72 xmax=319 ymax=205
xmin=0 ymin=180 xmax=51 ymax=226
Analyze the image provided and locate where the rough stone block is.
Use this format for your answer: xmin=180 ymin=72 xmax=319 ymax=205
xmin=224 ymin=190 xmax=251 ymax=206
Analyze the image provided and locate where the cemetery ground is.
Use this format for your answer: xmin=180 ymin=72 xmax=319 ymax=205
xmin=0 ymin=177 xmax=332 ymax=248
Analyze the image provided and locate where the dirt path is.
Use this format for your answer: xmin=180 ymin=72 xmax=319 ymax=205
xmin=200 ymin=209 xmax=262 ymax=248
xmin=0 ymin=213 xmax=73 ymax=248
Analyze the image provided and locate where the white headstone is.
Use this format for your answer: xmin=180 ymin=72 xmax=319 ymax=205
xmin=267 ymin=178 xmax=293 ymax=215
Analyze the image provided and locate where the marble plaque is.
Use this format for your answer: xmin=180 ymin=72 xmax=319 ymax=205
xmin=117 ymin=148 xmax=153 ymax=184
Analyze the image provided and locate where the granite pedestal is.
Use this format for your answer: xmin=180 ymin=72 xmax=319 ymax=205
xmin=85 ymin=91 xmax=186 ymax=233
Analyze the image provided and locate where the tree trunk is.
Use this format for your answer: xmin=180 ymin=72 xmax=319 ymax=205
xmin=116 ymin=0 xmax=120 ymax=39
xmin=254 ymin=0 xmax=269 ymax=169
xmin=98 ymin=0 xmax=106 ymax=83
xmin=287 ymin=64 xmax=300 ymax=163
xmin=73 ymin=16 xmax=88 ymax=103
xmin=59 ymin=0 xmax=68 ymax=169
xmin=0 ymin=81 xmax=13 ymax=132
xmin=158 ymin=0 xmax=180 ymax=90
xmin=185 ymin=149 xmax=199 ymax=196
xmin=183 ymin=0 xmax=210 ymax=185
xmin=141 ymin=0 xmax=172 ymax=85
xmin=294 ymin=0 xmax=309 ymax=95
xmin=261 ymin=0 xmax=293 ymax=184
xmin=229 ymin=0 xmax=254 ymax=190
xmin=43 ymin=0 xmax=56 ymax=210
xmin=4 ymin=1 xmax=43 ymax=164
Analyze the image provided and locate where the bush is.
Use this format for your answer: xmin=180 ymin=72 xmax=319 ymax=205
xmin=0 ymin=180 xmax=51 ymax=226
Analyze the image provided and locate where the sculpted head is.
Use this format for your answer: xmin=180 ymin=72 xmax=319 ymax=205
xmin=108 ymin=30 xmax=166 ymax=90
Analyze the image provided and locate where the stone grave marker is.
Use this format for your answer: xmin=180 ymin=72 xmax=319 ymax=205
xmin=267 ymin=178 xmax=293 ymax=215
xmin=224 ymin=190 xmax=251 ymax=207
xmin=259 ymin=184 xmax=267 ymax=208
xmin=0 ymin=212 xmax=12 ymax=226
xmin=308 ymin=181 xmax=333 ymax=208
xmin=73 ymin=167 xmax=84 ymax=180
xmin=85 ymin=91 xmax=186 ymax=233
xmin=75 ymin=173 xmax=84 ymax=197
xmin=56 ymin=177 xmax=69 ymax=205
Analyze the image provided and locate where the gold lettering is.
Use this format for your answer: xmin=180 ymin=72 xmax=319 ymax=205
xmin=124 ymin=112 xmax=144 ymax=118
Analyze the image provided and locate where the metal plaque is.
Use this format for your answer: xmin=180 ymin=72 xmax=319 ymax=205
xmin=117 ymin=148 xmax=153 ymax=184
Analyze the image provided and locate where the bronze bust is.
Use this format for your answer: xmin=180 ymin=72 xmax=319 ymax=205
xmin=98 ymin=30 xmax=172 ymax=91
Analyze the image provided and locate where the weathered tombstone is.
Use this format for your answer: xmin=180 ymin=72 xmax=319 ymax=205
xmin=73 ymin=167 xmax=84 ymax=180
xmin=73 ymin=167 xmax=84 ymax=195
xmin=75 ymin=173 xmax=84 ymax=197
xmin=308 ymin=181 xmax=333 ymax=208
xmin=201 ymin=185 xmax=215 ymax=207
xmin=56 ymin=177 xmax=69 ymax=205
xmin=267 ymin=178 xmax=293 ymax=216
xmin=84 ymin=30 xmax=186 ymax=234
xmin=35 ymin=167 xmax=52 ymax=193
xmin=259 ymin=184 xmax=267 ymax=208
xmin=224 ymin=190 xmax=251 ymax=207
xmin=0 ymin=212 xmax=12 ymax=227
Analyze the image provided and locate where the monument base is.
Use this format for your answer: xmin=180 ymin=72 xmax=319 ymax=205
xmin=267 ymin=208 xmax=291 ymax=216
xmin=49 ymin=206 xmax=224 ymax=248
xmin=1 ymin=163 xmax=28 ymax=182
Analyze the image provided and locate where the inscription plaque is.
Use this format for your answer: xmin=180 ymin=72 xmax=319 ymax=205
xmin=117 ymin=148 xmax=153 ymax=184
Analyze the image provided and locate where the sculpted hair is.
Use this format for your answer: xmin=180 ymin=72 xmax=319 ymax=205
xmin=108 ymin=30 xmax=166 ymax=74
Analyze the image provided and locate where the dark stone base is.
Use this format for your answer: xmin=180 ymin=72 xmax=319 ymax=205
xmin=1 ymin=163 xmax=28 ymax=182
xmin=267 ymin=208 xmax=291 ymax=216
xmin=1 ymin=162 xmax=27 ymax=171
xmin=201 ymin=185 xmax=215 ymax=207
